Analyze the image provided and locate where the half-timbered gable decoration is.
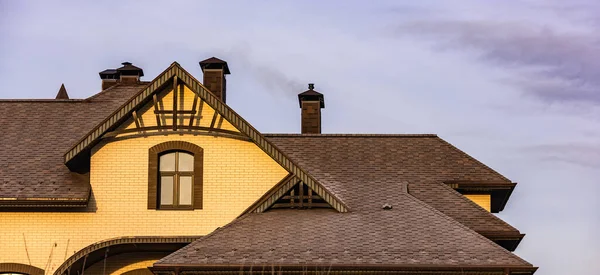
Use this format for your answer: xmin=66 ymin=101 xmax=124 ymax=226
xmin=64 ymin=61 xmax=348 ymax=213
xmin=241 ymin=174 xmax=335 ymax=215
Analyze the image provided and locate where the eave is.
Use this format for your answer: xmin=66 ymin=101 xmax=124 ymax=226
xmin=151 ymin=264 xmax=538 ymax=275
xmin=445 ymin=181 xmax=517 ymax=213
xmin=0 ymin=197 xmax=88 ymax=208
xmin=480 ymin=231 xmax=526 ymax=252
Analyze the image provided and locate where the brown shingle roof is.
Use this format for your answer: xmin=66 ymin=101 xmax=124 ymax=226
xmin=156 ymin=134 xmax=533 ymax=270
xmin=263 ymin=134 xmax=520 ymax=236
xmin=0 ymin=83 xmax=146 ymax=205
xmin=156 ymin=189 xmax=533 ymax=270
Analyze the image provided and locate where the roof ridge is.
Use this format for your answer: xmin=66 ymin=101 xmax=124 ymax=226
xmin=435 ymin=136 xmax=512 ymax=182
xmin=403 ymin=183 xmax=533 ymax=266
xmin=437 ymin=181 xmax=520 ymax=232
xmin=264 ymin=134 xmax=438 ymax=138
xmin=84 ymin=81 xmax=151 ymax=102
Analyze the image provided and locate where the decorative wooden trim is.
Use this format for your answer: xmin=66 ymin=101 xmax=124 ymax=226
xmin=148 ymin=141 xmax=204 ymax=210
xmin=172 ymin=76 xmax=178 ymax=131
xmin=64 ymin=63 xmax=348 ymax=213
xmin=103 ymin=126 xmax=243 ymax=139
xmin=0 ymin=263 xmax=45 ymax=275
xmin=104 ymin=130 xmax=249 ymax=144
xmin=53 ymin=236 xmax=200 ymax=275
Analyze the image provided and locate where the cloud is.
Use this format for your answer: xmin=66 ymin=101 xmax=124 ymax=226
xmin=222 ymin=44 xmax=307 ymax=98
xmin=393 ymin=19 xmax=600 ymax=105
xmin=520 ymin=143 xmax=600 ymax=168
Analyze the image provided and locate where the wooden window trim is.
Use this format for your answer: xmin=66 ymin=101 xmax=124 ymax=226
xmin=148 ymin=141 xmax=203 ymax=210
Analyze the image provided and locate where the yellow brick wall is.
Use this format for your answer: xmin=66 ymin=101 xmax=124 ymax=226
xmin=465 ymin=194 xmax=491 ymax=212
xmin=0 ymin=133 xmax=288 ymax=274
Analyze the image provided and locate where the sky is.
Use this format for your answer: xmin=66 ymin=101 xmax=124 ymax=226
xmin=1 ymin=1 xmax=599 ymax=274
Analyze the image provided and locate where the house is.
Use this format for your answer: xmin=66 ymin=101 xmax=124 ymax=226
xmin=0 ymin=57 xmax=537 ymax=275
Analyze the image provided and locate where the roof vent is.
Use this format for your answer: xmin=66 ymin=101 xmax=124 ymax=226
xmin=382 ymin=203 xmax=393 ymax=210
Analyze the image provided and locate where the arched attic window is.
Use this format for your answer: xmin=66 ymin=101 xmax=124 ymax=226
xmin=148 ymin=141 xmax=203 ymax=210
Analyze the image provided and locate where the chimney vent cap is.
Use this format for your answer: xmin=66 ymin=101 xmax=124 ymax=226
xmin=199 ymin=57 xmax=231 ymax=74
xmin=298 ymin=83 xmax=325 ymax=108
xmin=117 ymin=61 xmax=144 ymax=76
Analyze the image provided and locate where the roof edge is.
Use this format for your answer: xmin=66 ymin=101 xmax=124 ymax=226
xmin=151 ymin=263 xmax=538 ymax=273
xmin=264 ymin=134 xmax=438 ymax=138
xmin=436 ymin=136 xmax=512 ymax=182
xmin=405 ymin=183 xmax=533 ymax=267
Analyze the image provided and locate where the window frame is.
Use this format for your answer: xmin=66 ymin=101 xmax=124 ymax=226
xmin=148 ymin=141 xmax=204 ymax=210
xmin=158 ymin=151 xmax=195 ymax=210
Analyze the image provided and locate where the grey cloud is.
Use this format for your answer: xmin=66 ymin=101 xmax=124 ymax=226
xmin=520 ymin=143 xmax=600 ymax=168
xmin=394 ymin=19 xmax=600 ymax=105
xmin=224 ymin=45 xmax=305 ymax=97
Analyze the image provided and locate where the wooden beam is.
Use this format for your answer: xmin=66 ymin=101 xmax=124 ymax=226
xmin=132 ymin=111 xmax=141 ymax=129
xmin=195 ymin=99 xmax=204 ymax=126
xmin=154 ymin=110 xmax=196 ymax=115
xmin=209 ymin=111 xmax=218 ymax=130
xmin=172 ymin=76 xmax=178 ymax=131
xmin=103 ymin=125 xmax=243 ymax=138
xmin=217 ymin=115 xmax=224 ymax=129
xmin=153 ymin=95 xmax=162 ymax=128
xmin=298 ymin=181 xmax=304 ymax=208
xmin=188 ymin=95 xmax=198 ymax=127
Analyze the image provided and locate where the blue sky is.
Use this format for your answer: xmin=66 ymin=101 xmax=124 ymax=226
xmin=1 ymin=1 xmax=599 ymax=274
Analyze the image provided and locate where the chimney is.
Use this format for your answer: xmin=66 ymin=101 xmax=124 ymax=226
xmin=199 ymin=57 xmax=230 ymax=103
xmin=99 ymin=62 xmax=144 ymax=90
xmin=298 ymin=83 xmax=325 ymax=134
xmin=116 ymin=62 xmax=144 ymax=84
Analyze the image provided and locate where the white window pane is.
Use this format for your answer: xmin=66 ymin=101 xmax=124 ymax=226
xmin=179 ymin=176 xmax=193 ymax=205
xmin=178 ymin=152 xmax=194 ymax=172
xmin=159 ymin=153 xmax=176 ymax=171
xmin=160 ymin=176 xmax=174 ymax=205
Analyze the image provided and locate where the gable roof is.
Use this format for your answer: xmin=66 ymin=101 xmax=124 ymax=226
xmin=155 ymin=184 xmax=536 ymax=274
xmin=63 ymin=62 xmax=348 ymax=212
xmin=0 ymin=83 xmax=146 ymax=206
xmin=263 ymin=134 xmax=523 ymax=247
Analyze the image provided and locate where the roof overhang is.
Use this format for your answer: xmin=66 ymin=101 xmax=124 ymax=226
xmin=480 ymin=231 xmax=526 ymax=252
xmin=445 ymin=181 xmax=517 ymax=213
xmin=151 ymin=264 xmax=538 ymax=275
xmin=0 ymin=195 xmax=89 ymax=208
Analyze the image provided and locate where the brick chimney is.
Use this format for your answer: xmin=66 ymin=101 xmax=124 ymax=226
xmin=199 ymin=57 xmax=230 ymax=103
xmin=298 ymin=83 xmax=325 ymax=134
xmin=99 ymin=62 xmax=144 ymax=90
